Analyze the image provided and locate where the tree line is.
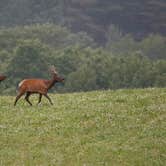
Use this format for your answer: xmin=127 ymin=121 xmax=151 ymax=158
xmin=0 ymin=24 xmax=165 ymax=94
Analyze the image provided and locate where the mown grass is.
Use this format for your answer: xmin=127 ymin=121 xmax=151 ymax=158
xmin=0 ymin=88 xmax=166 ymax=166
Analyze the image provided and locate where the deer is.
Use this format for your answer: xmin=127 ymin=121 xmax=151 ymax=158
xmin=0 ymin=75 xmax=6 ymax=82
xmin=14 ymin=66 xmax=64 ymax=106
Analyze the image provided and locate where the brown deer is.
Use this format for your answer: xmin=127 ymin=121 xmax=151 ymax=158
xmin=0 ymin=75 xmax=6 ymax=82
xmin=14 ymin=66 xmax=64 ymax=106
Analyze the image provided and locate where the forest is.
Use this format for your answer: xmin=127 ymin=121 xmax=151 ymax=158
xmin=0 ymin=0 xmax=166 ymax=43
xmin=0 ymin=0 xmax=166 ymax=94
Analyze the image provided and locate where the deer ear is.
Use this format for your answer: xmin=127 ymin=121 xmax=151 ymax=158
xmin=49 ymin=65 xmax=58 ymax=74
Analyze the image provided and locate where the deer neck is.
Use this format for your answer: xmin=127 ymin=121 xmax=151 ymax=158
xmin=47 ymin=75 xmax=57 ymax=89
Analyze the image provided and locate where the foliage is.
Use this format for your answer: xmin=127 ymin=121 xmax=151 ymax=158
xmin=0 ymin=25 xmax=165 ymax=94
xmin=106 ymin=34 xmax=166 ymax=60
xmin=0 ymin=0 xmax=166 ymax=44
xmin=7 ymin=40 xmax=51 ymax=85
xmin=0 ymin=24 xmax=95 ymax=52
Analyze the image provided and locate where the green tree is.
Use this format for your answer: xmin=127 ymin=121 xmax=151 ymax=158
xmin=7 ymin=40 xmax=51 ymax=87
xmin=140 ymin=35 xmax=166 ymax=59
xmin=154 ymin=60 xmax=166 ymax=87
xmin=65 ymin=65 xmax=97 ymax=92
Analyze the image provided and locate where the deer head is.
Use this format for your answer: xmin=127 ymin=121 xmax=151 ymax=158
xmin=49 ymin=66 xmax=64 ymax=82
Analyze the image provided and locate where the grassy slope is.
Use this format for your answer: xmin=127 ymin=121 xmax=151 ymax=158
xmin=0 ymin=88 xmax=166 ymax=166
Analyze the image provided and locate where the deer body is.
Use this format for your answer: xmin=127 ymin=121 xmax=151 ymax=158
xmin=14 ymin=67 xmax=64 ymax=106
xmin=18 ymin=79 xmax=51 ymax=94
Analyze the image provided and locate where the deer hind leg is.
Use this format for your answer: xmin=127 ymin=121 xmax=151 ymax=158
xmin=43 ymin=94 xmax=53 ymax=105
xmin=37 ymin=94 xmax=42 ymax=105
xmin=14 ymin=91 xmax=25 ymax=106
xmin=25 ymin=92 xmax=32 ymax=106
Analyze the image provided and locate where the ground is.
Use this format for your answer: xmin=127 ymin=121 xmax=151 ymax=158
xmin=0 ymin=88 xmax=166 ymax=165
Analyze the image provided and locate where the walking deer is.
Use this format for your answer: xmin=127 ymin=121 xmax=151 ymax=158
xmin=14 ymin=66 xmax=64 ymax=106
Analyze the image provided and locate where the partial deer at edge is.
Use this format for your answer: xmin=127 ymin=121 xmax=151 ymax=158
xmin=0 ymin=75 xmax=6 ymax=82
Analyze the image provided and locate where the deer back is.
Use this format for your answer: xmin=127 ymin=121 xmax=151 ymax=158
xmin=18 ymin=79 xmax=49 ymax=94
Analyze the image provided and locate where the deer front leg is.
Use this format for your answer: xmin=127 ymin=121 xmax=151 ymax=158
xmin=43 ymin=94 xmax=53 ymax=105
xmin=37 ymin=94 xmax=42 ymax=105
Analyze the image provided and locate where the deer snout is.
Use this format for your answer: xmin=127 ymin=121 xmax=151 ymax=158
xmin=60 ymin=78 xmax=65 ymax=83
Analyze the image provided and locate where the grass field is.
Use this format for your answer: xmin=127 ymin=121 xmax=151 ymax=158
xmin=0 ymin=88 xmax=166 ymax=166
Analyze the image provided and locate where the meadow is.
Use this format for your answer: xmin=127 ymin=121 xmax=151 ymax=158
xmin=0 ymin=88 xmax=165 ymax=166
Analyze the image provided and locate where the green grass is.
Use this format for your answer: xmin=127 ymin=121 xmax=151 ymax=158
xmin=0 ymin=88 xmax=166 ymax=166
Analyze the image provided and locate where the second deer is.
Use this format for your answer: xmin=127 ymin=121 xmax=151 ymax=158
xmin=0 ymin=75 xmax=6 ymax=82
